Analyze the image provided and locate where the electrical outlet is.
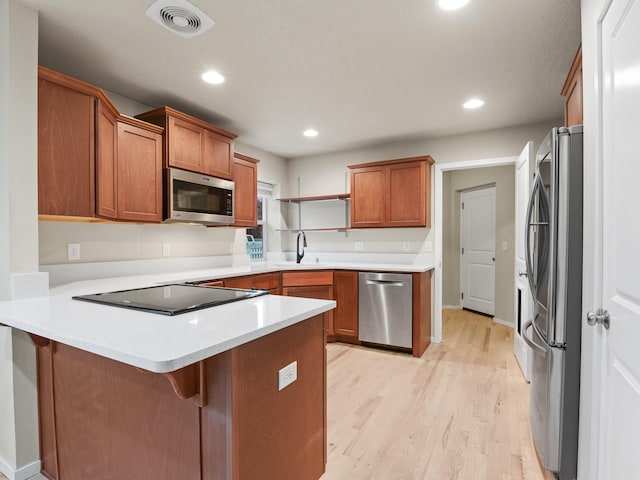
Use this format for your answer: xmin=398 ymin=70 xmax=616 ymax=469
xmin=229 ymin=243 xmax=234 ymax=253
xmin=162 ymin=243 xmax=171 ymax=257
xmin=278 ymin=361 xmax=298 ymax=391
xmin=67 ymin=243 xmax=80 ymax=261
xmin=502 ymin=241 xmax=508 ymax=251
xmin=403 ymin=241 xmax=410 ymax=252
xmin=354 ymin=241 xmax=364 ymax=251
xmin=425 ymin=241 xmax=433 ymax=252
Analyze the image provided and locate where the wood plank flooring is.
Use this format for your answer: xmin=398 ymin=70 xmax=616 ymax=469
xmin=321 ymin=309 xmax=554 ymax=480
xmin=0 ymin=310 xmax=552 ymax=480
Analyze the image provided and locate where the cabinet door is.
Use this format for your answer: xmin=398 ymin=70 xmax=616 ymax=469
xmin=96 ymin=100 xmax=118 ymax=219
xmin=350 ymin=165 xmax=386 ymax=228
xmin=562 ymin=47 xmax=583 ymax=127
xmin=233 ymin=156 xmax=258 ymax=227
xmin=38 ymin=76 xmax=96 ymax=217
xmin=388 ymin=161 xmax=426 ymax=227
xmin=167 ymin=116 xmax=204 ymax=173
xmin=203 ymin=129 xmax=234 ymax=179
xmin=116 ymin=122 xmax=163 ymax=222
xmin=282 ymin=285 xmax=335 ymax=336
xmin=333 ymin=271 xmax=358 ymax=341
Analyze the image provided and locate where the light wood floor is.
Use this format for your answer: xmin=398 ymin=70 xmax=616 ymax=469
xmin=321 ymin=309 xmax=554 ymax=480
xmin=0 ymin=310 xmax=552 ymax=480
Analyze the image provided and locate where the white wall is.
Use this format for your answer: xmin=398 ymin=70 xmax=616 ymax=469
xmin=0 ymin=1 xmax=42 ymax=478
xmin=284 ymin=120 xmax=558 ymax=254
xmin=442 ymin=165 xmax=516 ymax=324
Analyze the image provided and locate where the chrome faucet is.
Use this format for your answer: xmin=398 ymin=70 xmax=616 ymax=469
xmin=296 ymin=230 xmax=307 ymax=264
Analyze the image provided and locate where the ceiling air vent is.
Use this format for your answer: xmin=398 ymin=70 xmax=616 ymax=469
xmin=145 ymin=0 xmax=214 ymax=38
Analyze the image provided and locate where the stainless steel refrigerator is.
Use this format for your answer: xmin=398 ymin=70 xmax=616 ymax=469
xmin=523 ymin=125 xmax=583 ymax=480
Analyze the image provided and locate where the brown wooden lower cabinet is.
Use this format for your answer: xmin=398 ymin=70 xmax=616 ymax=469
xmin=35 ymin=315 xmax=326 ymax=480
xmin=332 ymin=271 xmax=358 ymax=343
xmin=282 ymin=271 xmax=335 ymax=339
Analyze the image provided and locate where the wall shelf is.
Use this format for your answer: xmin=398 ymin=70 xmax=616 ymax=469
xmin=277 ymin=193 xmax=350 ymax=203
xmin=277 ymin=193 xmax=350 ymax=233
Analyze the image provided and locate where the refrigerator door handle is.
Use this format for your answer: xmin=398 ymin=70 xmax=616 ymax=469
xmin=525 ymin=175 xmax=540 ymax=296
xmin=523 ymin=321 xmax=548 ymax=354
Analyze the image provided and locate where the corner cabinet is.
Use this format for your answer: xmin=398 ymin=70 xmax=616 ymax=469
xmin=561 ymin=46 xmax=583 ymax=127
xmin=233 ymin=153 xmax=260 ymax=227
xmin=38 ymin=66 xmax=164 ymax=223
xmin=135 ymin=106 xmax=237 ymax=180
xmin=348 ymin=156 xmax=434 ymax=228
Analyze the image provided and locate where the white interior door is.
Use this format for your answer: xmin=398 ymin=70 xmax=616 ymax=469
xmin=594 ymin=1 xmax=640 ymax=478
xmin=460 ymin=187 xmax=495 ymax=316
xmin=514 ymin=142 xmax=534 ymax=381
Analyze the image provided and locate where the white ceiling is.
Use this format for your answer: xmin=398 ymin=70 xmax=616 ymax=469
xmin=22 ymin=0 xmax=581 ymax=159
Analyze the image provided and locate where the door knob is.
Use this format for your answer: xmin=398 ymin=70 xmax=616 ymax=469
xmin=518 ymin=270 xmax=528 ymax=277
xmin=587 ymin=309 xmax=610 ymax=329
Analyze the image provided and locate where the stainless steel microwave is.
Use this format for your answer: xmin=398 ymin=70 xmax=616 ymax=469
xmin=166 ymin=168 xmax=234 ymax=225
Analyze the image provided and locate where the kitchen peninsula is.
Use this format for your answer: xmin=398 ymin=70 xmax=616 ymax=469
xmin=0 ymin=274 xmax=335 ymax=480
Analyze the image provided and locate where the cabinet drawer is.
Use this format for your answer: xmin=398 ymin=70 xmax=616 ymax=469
xmin=224 ymin=272 xmax=280 ymax=291
xmin=282 ymin=271 xmax=333 ymax=287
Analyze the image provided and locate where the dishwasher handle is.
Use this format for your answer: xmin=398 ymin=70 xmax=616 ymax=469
xmin=365 ymin=279 xmax=405 ymax=287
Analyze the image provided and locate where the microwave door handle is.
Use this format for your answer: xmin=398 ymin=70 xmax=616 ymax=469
xmin=524 ymin=176 xmax=539 ymax=295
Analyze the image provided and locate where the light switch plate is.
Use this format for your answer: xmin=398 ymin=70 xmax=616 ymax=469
xmin=278 ymin=361 xmax=298 ymax=391
xmin=354 ymin=241 xmax=364 ymax=251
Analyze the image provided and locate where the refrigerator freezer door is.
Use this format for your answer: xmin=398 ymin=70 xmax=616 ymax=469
xmin=528 ymin=323 xmax=564 ymax=473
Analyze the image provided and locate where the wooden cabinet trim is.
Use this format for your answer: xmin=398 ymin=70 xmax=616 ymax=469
xmin=411 ymin=271 xmax=432 ymax=357
xmin=561 ymin=46 xmax=583 ymax=96
xmin=234 ymin=152 xmax=261 ymax=164
xmin=347 ymin=155 xmax=435 ymax=170
xmin=135 ymin=105 xmax=238 ymax=140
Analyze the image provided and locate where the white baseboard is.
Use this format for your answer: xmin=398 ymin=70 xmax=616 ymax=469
xmin=430 ymin=336 xmax=441 ymax=344
xmin=493 ymin=317 xmax=513 ymax=328
xmin=0 ymin=458 xmax=42 ymax=480
xmin=442 ymin=305 xmax=462 ymax=310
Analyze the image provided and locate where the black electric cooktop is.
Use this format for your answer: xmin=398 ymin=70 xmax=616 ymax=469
xmin=72 ymin=284 xmax=268 ymax=316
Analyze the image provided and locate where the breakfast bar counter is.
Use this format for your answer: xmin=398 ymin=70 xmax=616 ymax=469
xmin=0 ymin=277 xmax=335 ymax=480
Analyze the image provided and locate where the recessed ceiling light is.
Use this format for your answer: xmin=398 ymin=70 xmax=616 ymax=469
xmin=201 ymin=70 xmax=225 ymax=85
xmin=303 ymin=129 xmax=319 ymax=137
xmin=463 ymin=98 xmax=484 ymax=109
xmin=438 ymin=0 xmax=470 ymax=11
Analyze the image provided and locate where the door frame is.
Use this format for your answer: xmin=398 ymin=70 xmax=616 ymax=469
xmin=459 ymin=185 xmax=496 ymax=316
xmin=433 ymin=156 xmax=517 ymax=343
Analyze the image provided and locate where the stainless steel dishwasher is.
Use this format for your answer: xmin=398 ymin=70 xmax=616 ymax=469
xmin=358 ymin=272 xmax=413 ymax=349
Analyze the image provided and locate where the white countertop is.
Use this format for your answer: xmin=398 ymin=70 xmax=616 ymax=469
xmin=0 ymin=274 xmax=335 ymax=373
xmin=1 ymin=255 xmax=433 ymax=373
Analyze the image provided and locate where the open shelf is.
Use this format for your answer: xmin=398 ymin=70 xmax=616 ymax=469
xmin=276 ymin=227 xmax=349 ymax=233
xmin=277 ymin=193 xmax=350 ymax=203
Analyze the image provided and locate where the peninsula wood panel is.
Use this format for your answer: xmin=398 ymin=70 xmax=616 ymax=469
xmin=116 ymin=121 xmax=163 ymax=222
xmin=36 ymin=343 xmax=58 ymax=479
xmin=333 ymin=271 xmax=358 ymax=342
xmin=44 ymin=343 xmax=201 ymax=480
xmin=233 ymin=153 xmax=259 ymax=227
xmin=38 ymin=72 xmax=95 ymax=217
xmin=201 ymin=315 xmax=326 ymax=480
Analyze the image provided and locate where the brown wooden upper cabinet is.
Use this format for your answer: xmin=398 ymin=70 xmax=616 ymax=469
xmin=135 ymin=106 xmax=237 ymax=180
xmin=562 ymin=46 xmax=583 ymax=127
xmin=38 ymin=66 xmax=163 ymax=222
xmin=348 ymin=156 xmax=434 ymax=228
xmin=233 ymin=152 xmax=260 ymax=227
